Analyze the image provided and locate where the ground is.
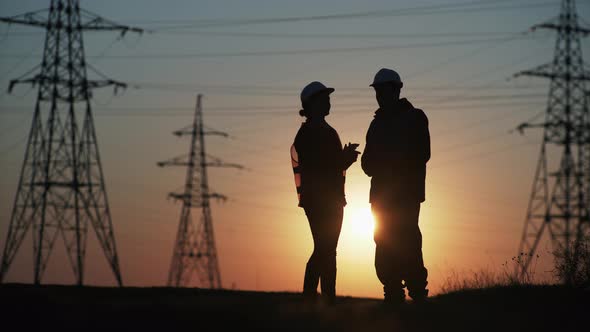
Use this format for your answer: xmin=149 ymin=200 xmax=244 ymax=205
xmin=0 ymin=284 xmax=587 ymax=331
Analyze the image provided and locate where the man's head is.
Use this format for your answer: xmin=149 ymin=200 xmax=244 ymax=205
xmin=370 ymin=68 xmax=403 ymax=110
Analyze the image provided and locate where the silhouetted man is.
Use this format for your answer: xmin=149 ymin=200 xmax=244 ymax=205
xmin=361 ymin=68 xmax=430 ymax=305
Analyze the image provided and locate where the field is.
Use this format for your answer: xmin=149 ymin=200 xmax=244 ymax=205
xmin=1 ymin=283 xmax=588 ymax=331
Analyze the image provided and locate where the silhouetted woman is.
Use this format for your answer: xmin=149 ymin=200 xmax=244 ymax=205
xmin=290 ymin=81 xmax=359 ymax=304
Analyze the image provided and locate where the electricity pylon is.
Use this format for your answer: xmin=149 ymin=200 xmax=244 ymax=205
xmin=0 ymin=0 xmax=143 ymax=286
xmin=514 ymin=0 xmax=589 ymax=283
xmin=158 ymin=94 xmax=243 ymax=288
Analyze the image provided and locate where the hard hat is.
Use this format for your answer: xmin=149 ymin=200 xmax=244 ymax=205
xmin=300 ymin=81 xmax=335 ymax=104
xmin=370 ymin=68 xmax=403 ymax=87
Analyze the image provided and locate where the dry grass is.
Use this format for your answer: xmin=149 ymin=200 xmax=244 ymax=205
xmin=553 ymin=237 xmax=590 ymax=288
xmin=439 ymin=253 xmax=542 ymax=294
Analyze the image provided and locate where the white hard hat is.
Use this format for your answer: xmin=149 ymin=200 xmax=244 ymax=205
xmin=370 ymin=68 xmax=402 ymax=87
xmin=300 ymin=81 xmax=335 ymax=104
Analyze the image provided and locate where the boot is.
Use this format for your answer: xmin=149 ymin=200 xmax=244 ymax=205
xmin=383 ymin=284 xmax=405 ymax=307
xmin=303 ymin=261 xmax=320 ymax=300
xmin=407 ymin=281 xmax=429 ymax=304
xmin=320 ymin=266 xmax=337 ymax=305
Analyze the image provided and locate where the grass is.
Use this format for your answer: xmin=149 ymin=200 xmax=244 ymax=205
xmin=1 ymin=252 xmax=588 ymax=331
xmin=439 ymin=253 xmax=544 ymax=294
xmin=0 ymin=282 xmax=587 ymax=332
xmin=438 ymin=240 xmax=590 ymax=294
xmin=553 ymin=238 xmax=590 ymax=288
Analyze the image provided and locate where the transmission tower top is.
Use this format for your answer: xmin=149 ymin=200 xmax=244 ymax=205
xmin=1 ymin=0 xmax=144 ymax=96
xmin=515 ymin=0 xmax=589 ymax=82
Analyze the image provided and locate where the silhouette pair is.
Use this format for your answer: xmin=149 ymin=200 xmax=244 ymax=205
xmin=290 ymin=68 xmax=430 ymax=306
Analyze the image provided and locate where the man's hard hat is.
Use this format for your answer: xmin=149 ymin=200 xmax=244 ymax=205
xmin=300 ymin=81 xmax=335 ymax=104
xmin=370 ymin=68 xmax=403 ymax=87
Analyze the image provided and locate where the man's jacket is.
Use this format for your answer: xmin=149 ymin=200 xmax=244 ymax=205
xmin=361 ymin=98 xmax=430 ymax=204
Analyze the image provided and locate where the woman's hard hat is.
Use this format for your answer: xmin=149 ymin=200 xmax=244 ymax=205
xmin=370 ymin=68 xmax=403 ymax=87
xmin=300 ymin=81 xmax=335 ymax=104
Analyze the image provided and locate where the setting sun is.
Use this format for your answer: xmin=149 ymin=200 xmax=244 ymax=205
xmin=348 ymin=207 xmax=376 ymax=237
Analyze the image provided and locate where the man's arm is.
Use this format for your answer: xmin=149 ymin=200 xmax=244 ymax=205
xmin=417 ymin=109 xmax=430 ymax=163
xmin=402 ymin=109 xmax=430 ymax=167
xmin=361 ymin=120 xmax=379 ymax=177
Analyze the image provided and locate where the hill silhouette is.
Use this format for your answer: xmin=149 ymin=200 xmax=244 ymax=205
xmin=1 ymin=284 xmax=587 ymax=331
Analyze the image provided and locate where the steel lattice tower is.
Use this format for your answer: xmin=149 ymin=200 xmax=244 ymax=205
xmin=158 ymin=94 xmax=242 ymax=288
xmin=515 ymin=0 xmax=589 ymax=283
xmin=0 ymin=0 xmax=142 ymax=286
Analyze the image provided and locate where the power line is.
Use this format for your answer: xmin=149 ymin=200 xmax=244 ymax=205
xmin=432 ymin=141 xmax=536 ymax=168
xmin=0 ymin=29 xmax=531 ymax=39
xmin=0 ymin=35 xmax=541 ymax=60
xmin=435 ymin=108 xmax=543 ymax=138
xmin=437 ymin=131 xmax=511 ymax=154
xmin=0 ymin=94 xmax=547 ymax=111
xmin=119 ymin=82 xmax=546 ymax=99
xmin=156 ymin=30 xmax=522 ymax=39
xmin=75 ymin=36 xmax=539 ymax=59
xmin=404 ymin=33 xmax=535 ymax=80
xmin=73 ymin=32 xmax=547 ymax=99
xmin=126 ymin=81 xmax=545 ymax=92
xmin=0 ymin=105 xmax=546 ymax=120
xmin=412 ymin=44 xmax=554 ymax=107
xmin=0 ymin=99 xmax=547 ymax=119
xmin=144 ymin=1 xmax=554 ymax=31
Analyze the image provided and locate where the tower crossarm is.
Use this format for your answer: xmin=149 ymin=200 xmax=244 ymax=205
xmin=514 ymin=63 xmax=590 ymax=81
xmin=531 ymin=22 xmax=590 ymax=36
xmin=167 ymin=192 xmax=192 ymax=203
xmin=173 ymin=127 xmax=229 ymax=138
xmin=205 ymin=161 xmax=245 ymax=169
xmin=1 ymin=7 xmax=143 ymax=35
xmin=515 ymin=121 xmax=590 ymax=135
xmin=204 ymin=130 xmax=230 ymax=137
xmin=167 ymin=192 xmax=227 ymax=205
xmin=78 ymin=9 xmax=144 ymax=35
xmin=8 ymin=76 xmax=127 ymax=96
xmin=206 ymin=193 xmax=228 ymax=201
xmin=0 ymin=9 xmax=50 ymax=28
xmin=514 ymin=122 xmax=546 ymax=134
xmin=205 ymin=154 xmax=244 ymax=170
xmin=86 ymin=80 xmax=127 ymax=93
xmin=157 ymin=155 xmax=190 ymax=167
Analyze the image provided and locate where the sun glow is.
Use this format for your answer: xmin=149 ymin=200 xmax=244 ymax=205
xmin=347 ymin=206 xmax=375 ymax=237
xmin=337 ymin=204 xmax=377 ymax=286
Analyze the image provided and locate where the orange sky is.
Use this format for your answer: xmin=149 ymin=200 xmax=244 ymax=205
xmin=0 ymin=0 xmax=587 ymax=298
xmin=0 ymin=94 xmax=559 ymax=297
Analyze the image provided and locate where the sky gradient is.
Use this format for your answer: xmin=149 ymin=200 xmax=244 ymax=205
xmin=0 ymin=0 xmax=589 ymax=298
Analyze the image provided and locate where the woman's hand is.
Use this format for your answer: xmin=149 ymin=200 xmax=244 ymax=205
xmin=343 ymin=143 xmax=361 ymax=169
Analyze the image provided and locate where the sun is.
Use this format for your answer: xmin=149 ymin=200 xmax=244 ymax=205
xmin=339 ymin=205 xmax=376 ymax=257
xmin=348 ymin=206 xmax=376 ymax=237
